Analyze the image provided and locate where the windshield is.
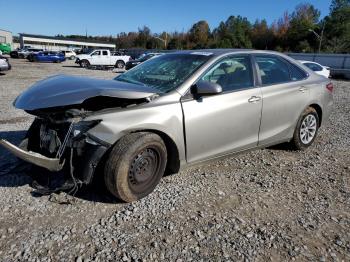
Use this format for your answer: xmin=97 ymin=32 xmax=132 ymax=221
xmin=115 ymin=54 xmax=212 ymax=93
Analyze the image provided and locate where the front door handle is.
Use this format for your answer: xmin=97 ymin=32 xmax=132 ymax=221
xmin=299 ymin=86 xmax=308 ymax=92
xmin=248 ymin=96 xmax=261 ymax=103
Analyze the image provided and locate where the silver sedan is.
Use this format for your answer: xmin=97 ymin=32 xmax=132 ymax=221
xmin=1 ymin=49 xmax=333 ymax=202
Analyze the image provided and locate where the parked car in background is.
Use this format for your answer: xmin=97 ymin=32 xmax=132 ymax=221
xmin=299 ymin=60 xmax=330 ymax=78
xmin=28 ymin=51 xmax=65 ymax=63
xmin=15 ymin=48 xmax=43 ymax=59
xmin=61 ymin=50 xmax=77 ymax=60
xmin=125 ymin=52 xmax=163 ymax=70
xmin=0 ymin=56 xmax=11 ymax=72
xmin=0 ymin=50 xmax=333 ymax=203
xmin=75 ymin=49 xmax=131 ymax=68
xmin=10 ymin=48 xmax=20 ymax=58
xmin=0 ymin=43 xmax=11 ymax=54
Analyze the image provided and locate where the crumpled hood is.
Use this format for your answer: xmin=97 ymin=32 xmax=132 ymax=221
xmin=14 ymin=75 xmax=158 ymax=110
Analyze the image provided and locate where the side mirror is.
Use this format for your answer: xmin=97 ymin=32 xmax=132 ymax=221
xmin=193 ymin=81 xmax=223 ymax=96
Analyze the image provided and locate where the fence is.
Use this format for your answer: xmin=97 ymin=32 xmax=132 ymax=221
xmin=288 ymin=52 xmax=350 ymax=79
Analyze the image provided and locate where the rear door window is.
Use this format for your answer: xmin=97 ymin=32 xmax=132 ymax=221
xmin=255 ymin=56 xmax=290 ymax=85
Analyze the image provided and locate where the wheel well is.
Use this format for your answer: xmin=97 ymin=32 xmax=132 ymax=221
xmin=131 ymin=130 xmax=180 ymax=175
xmin=116 ymin=60 xmax=125 ymax=64
xmin=309 ymin=104 xmax=323 ymax=127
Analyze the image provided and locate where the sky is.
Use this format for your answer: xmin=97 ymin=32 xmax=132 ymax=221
xmin=0 ymin=0 xmax=332 ymax=36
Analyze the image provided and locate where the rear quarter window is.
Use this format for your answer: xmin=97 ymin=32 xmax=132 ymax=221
xmin=289 ymin=63 xmax=308 ymax=81
xmin=304 ymin=62 xmax=323 ymax=72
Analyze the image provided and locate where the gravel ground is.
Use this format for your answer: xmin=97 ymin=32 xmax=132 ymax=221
xmin=0 ymin=58 xmax=349 ymax=262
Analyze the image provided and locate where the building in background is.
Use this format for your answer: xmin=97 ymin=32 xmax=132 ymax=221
xmin=0 ymin=29 xmax=13 ymax=45
xmin=19 ymin=33 xmax=115 ymax=51
xmin=0 ymin=29 xmax=13 ymax=53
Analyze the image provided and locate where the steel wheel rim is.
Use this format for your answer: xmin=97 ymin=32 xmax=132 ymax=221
xmin=128 ymin=147 xmax=161 ymax=193
xmin=300 ymin=114 xmax=317 ymax=144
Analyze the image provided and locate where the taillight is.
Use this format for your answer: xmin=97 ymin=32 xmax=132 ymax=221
xmin=326 ymin=82 xmax=334 ymax=93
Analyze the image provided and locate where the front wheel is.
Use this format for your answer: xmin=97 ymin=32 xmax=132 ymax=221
xmin=291 ymin=107 xmax=319 ymax=150
xmin=104 ymin=132 xmax=167 ymax=202
xmin=80 ymin=59 xmax=90 ymax=68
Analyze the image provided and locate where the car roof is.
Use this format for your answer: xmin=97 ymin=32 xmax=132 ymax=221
xmin=170 ymin=49 xmax=252 ymax=56
xmin=167 ymin=49 xmax=301 ymax=58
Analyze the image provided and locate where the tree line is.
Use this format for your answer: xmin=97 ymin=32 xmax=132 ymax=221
xmin=62 ymin=0 xmax=350 ymax=53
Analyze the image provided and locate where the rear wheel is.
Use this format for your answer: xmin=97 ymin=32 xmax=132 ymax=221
xmin=104 ymin=132 xmax=167 ymax=202
xmin=115 ymin=60 xmax=125 ymax=69
xmin=291 ymin=107 xmax=319 ymax=150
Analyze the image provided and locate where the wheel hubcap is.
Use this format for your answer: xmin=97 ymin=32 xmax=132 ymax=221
xmin=300 ymin=114 xmax=317 ymax=144
xmin=129 ymin=148 xmax=159 ymax=187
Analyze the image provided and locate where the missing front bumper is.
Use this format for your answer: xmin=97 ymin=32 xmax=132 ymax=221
xmin=0 ymin=139 xmax=65 ymax=172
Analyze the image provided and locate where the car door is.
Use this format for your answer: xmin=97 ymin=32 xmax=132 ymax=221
xmin=101 ymin=50 xmax=110 ymax=65
xmin=42 ymin=52 xmax=49 ymax=62
xmin=181 ymin=55 xmax=263 ymax=163
xmin=89 ymin=50 xmax=101 ymax=65
xmin=254 ymin=55 xmax=310 ymax=146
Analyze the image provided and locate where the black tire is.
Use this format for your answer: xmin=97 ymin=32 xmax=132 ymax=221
xmin=70 ymin=55 xmax=75 ymax=60
xmin=104 ymin=132 xmax=167 ymax=202
xmin=291 ymin=107 xmax=319 ymax=150
xmin=115 ymin=60 xmax=125 ymax=69
xmin=80 ymin=59 xmax=90 ymax=68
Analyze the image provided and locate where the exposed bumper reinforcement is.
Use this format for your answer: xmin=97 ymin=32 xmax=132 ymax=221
xmin=0 ymin=139 xmax=65 ymax=172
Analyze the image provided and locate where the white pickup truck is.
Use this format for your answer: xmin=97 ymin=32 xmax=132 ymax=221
xmin=75 ymin=49 xmax=131 ymax=69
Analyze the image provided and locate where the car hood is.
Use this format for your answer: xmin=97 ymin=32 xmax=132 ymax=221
xmin=14 ymin=75 xmax=158 ymax=110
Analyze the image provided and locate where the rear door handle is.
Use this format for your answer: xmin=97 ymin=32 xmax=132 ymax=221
xmin=299 ymin=86 xmax=308 ymax=92
xmin=248 ymin=96 xmax=261 ymax=103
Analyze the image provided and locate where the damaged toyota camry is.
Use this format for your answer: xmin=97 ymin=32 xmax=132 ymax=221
xmin=0 ymin=49 xmax=333 ymax=202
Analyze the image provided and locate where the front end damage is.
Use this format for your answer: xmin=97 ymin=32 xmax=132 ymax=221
xmin=0 ymin=75 xmax=159 ymax=193
xmin=0 ymin=109 xmax=110 ymax=192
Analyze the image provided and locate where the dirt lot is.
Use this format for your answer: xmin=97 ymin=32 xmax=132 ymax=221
xmin=0 ymin=58 xmax=349 ymax=262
